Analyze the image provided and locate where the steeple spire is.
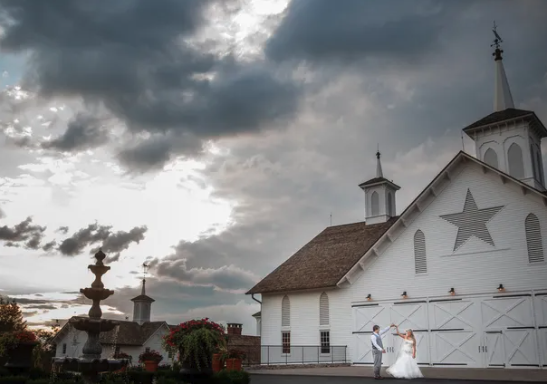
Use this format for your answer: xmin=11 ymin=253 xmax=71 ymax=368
xmin=491 ymin=22 xmax=514 ymax=112
xmin=375 ymin=144 xmax=383 ymax=178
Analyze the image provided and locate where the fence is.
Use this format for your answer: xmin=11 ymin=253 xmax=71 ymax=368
xmin=229 ymin=345 xmax=348 ymax=366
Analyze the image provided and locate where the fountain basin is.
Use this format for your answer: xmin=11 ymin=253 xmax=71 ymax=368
xmin=69 ymin=317 xmax=119 ymax=333
xmin=52 ymin=357 xmax=129 ymax=375
xmin=80 ymin=287 xmax=114 ymax=301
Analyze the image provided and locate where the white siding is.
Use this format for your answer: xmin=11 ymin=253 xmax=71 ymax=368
xmin=351 ymin=163 xmax=547 ymax=302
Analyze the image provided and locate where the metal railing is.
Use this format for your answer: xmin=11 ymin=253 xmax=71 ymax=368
xmin=228 ymin=345 xmax=348 ymax=366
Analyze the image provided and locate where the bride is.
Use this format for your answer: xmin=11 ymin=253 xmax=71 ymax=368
xmin=386 ymin=326 xmax=424 ymax=379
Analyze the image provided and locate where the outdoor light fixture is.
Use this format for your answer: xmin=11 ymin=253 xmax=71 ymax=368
xmin=366 ymin=294 xmax=372 ymax=301
xmin=498 ymin=284 xmax=505 ymax=292
xmin=449 ymin=288 xmax=455 ymax=296
xmin=401 ymin=291 xmax=408 ymax=299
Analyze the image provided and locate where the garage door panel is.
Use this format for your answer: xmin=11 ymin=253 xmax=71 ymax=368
xmin=353 ymin=305 xmax=390 ymax=333
xmin=481 ymin=297 xmax=534 ymax=329
xmin=503 ymin=329 xmax=539 ymax=367
xmin=534 ymin=295 xmax=547 ymax=327
xmin=431 ymin=330 xmax=481 ymax=367
xmin=429 ymin=299 xmax=481 ymax=330
xmin=484 ymin=331 xmax=505 ymax=367
xmin=390 ymin=302 xmax=428 ymax=331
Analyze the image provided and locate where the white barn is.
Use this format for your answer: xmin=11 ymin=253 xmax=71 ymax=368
xmin=247 ymin=39 xmax=547 ymax=369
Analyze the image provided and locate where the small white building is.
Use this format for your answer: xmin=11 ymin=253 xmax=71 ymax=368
xmin=52 ymin=279 xmax=176 ymax=365
xmin=247 ymin=36 xmax=547 ymax=369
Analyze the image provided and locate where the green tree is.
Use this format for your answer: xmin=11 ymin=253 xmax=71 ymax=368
xmin=0 ymin=298 xmax=27 ymax=334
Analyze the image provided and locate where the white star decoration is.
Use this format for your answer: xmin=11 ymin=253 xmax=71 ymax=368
xmin=440 ymin=189 xmax=504 ymax=252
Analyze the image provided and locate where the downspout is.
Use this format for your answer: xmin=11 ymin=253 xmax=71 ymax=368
xmin=251 ymin=294 xmax=262 ymax=338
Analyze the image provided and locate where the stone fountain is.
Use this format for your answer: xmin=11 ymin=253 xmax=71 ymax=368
xmin=52 ymin=250 xmax=128 ymax=383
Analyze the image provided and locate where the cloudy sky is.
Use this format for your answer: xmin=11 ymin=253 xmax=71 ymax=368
xmin=0 ymin=0 xmax=546 ymax=335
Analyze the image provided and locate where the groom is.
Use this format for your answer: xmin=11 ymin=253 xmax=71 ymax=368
xmin=371 ymin=323 xmax=395 ymax=380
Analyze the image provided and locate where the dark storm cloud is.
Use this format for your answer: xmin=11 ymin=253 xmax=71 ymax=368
xmin=148 ymin=256 xmax=259 ymax=291
xmin=56 ymin=226 xmax=69 ymax=234
xmin=41 ymin=113 xmax=109 ymax=152
xmin=57 ymin=222 xmax=147 ymax=258
xmin=0 ymin=0 xmax=301 ymax=171
xmin=265 ymin=0 xmax=467 ymax=63
xmin=0 ymin=216 xmax=47 ymax=250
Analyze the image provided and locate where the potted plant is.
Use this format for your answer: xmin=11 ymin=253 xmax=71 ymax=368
xmin=113 ymin=351 xmax=132 ymax=372
xmin=139 ymin=349 xmax=163 ymax=372
xmin=163 ymin=318 xmax=226 ymax=383
xmin=212 ymin=345 xmax=227 ymax=373
xmin=223 ymin=349 xmax=246 ymax=371
xmin=0 ymin=330 xmax=38 ymax=371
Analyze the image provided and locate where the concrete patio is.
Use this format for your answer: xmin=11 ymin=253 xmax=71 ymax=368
xmin=246 ymin=365 xmax=547 ymax=382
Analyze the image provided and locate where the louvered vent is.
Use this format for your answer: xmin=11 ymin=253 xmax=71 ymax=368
xmin=525 ymin=213 xmax=544 ymax=263
xmin=281 ymin=295 xmax=290 ymax=327
xmin=319 ymin=292 xmax=329 ymax=326
xmin=414 ymin=230 xmax=427 ymax=274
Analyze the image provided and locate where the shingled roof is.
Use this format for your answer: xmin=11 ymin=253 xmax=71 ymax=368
xmin=462 ymin=108 xmax=547 ymax=138
xmin=53 ymin=318 xmax=172 ymax=346
xmin=246 ymin=218 xmax=397 ymax=295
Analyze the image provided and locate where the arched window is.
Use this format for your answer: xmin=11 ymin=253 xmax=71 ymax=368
xmin=508 ymin=143 xmax=524 ymax=179
xmin=371 ymin=191 xmax=379 ymax=216
xmin=281 ymin=295 xmax=290 ymax=327
xmin=414 ymin=230 xmax=427 ymax=274
xmin=387 ymin=192 xmax=394 ymax=216
xmin=536 ymin=149 xmax=544 ymax=185
xmin=525 ymin=213 xmax=544 ymax=263
xmin=484 ymin=148 xmax=498 ymax=169
xmin=319 ymin=292 xmax=329 ymax=326
xmin=531 ymin=144 xmax=538 ymax=180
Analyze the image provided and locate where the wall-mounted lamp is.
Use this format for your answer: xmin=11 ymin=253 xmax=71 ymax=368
xmin=449 ymin=288 xmax=455 ymax=296
xmin=497 ymin=284 xmax=505 ymax=292
xmin=366 ymin=294 xmax=372 ymax=301
xmin=401 ymin=291 xmax=408 ymax=299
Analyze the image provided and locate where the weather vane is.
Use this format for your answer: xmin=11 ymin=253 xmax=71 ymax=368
xmin=142 ymin=262 xmax=149 ymax=280
xmin=491 ymin=21 xmax=504 ymax=60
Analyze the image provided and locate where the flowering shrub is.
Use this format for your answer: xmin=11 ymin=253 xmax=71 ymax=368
xmin=14 ymin=330 xmax=37 ymax=343
xmin=162 ymin=318 xmax=227 ymax=372
xmin=139 ymin=349 xmax=163 ymax=363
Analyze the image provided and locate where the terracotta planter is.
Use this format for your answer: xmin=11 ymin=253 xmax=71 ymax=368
xmin=4 ymin=341 xmax=38 ymax=369
xmin=212 ymin=353 xmax=222 ymax=373
xmin=143 ymin=360 xmax=159 ymax=372
xmin=225 ymin=358 xmax=242 ymax=371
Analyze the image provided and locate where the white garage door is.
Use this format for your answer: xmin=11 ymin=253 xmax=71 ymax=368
xmin=352 ymin=293 xmax=543 ymax=369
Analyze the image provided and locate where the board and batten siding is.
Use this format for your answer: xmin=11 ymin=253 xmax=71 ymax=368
xmin=260 ymin=288 xmax=353 ymax=364
xmin=350 ymin=162 xmax=547 ymax=303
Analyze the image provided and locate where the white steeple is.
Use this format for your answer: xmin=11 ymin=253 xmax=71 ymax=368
xmin=462 ymin=24 xmax=547 ymax=191
xmin=359 ymin=148 xmax=400 ymax=224
xmin=492 ymin=22 xmax=515 ymax=112
xmin=131 ymin=264 xmax=155 ymax=325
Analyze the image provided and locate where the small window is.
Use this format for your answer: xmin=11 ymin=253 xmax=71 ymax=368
xmin=145 ymin=347 xmax=150 ymax=353
xmin=320 ymin=331 xmax=330 ymax=354
xmin=282 ymin=331 xmax=291 ymax=354
xmin=508 ymin=143 xmax=524 ymax=179
xmin=115 ymin=346 xmax=120 ymax=355
xmin=484 ymin=148 xmax=498 ymax=168
xmin=525 ymin=213 xmax=544 ymax=263
xmin=371 ymin=191 xmax=379 ymax=216
xmin=62 ymin=343 xmax=67 ymax=354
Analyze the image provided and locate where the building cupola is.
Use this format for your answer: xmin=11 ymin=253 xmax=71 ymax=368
xmin=131 ymin=264 xmax=155 ymax=325
xmin=462 ymin=24 xmax=547 ymax=191
xmin=359 ymin=148 xmax=400 ymax=224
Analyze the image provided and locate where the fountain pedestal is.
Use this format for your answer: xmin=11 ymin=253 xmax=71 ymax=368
xmin=52 ymin=250 xmax=129 ymax=383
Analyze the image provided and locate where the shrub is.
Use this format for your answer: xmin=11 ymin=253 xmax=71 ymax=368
xmin=214 ymin=370 xmax=250 ymax=384
xmin=138 ymin=349 xmax=163 ymax=363
xmin=0 ymin=376 xmax=26 ymax=384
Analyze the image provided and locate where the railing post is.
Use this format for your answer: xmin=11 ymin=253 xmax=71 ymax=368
xmin=345 ymin=346 xmax=347 ymax=363
xmin=267 ymin=346 xmax=269 ymax=366
xmin=317 ymin=346 xmax=319 ymax=364
xmin=331 ymin=346 xmax=333 ymax=364
xmin=302 ymin=346 xmax=304 ymax=365
xmin=286 ymin=346 xmax=288 ymax=365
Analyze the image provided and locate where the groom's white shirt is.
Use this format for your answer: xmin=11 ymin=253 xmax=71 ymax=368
xmin=371 ymin=326 xmax=391 ymax=351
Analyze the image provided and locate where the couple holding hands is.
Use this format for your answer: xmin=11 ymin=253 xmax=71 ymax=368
xmin=371 ymin=323 xmax=423 ymax=380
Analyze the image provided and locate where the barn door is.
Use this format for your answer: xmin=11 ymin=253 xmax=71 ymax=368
xmin=352 ymin=304 xmax=391 ymax=364
xmin=481 ymin=296 xmax=539 ymax=368
xmin=428 ymin=298 xmax=482 ymax=367
xmin=389 ymin=300 xmax=429 ymax=366
xmin=482 ymin=330 xmax=505 ymax=367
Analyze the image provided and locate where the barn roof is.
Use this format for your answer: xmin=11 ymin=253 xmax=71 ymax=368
xmin=52 ymin=318 xmax=173 ymax=346
xmin=246 ymin=218 xmax=397 ymax=295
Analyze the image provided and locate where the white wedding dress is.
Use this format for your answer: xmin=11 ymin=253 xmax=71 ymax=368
xmin=386 ymin=338 xmax=424 ymax=379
